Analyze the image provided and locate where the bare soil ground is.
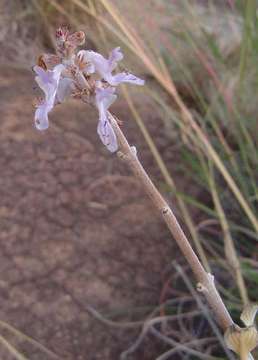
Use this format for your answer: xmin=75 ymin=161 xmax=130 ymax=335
xmin=0 ymin=67 xmax=179 ymax=359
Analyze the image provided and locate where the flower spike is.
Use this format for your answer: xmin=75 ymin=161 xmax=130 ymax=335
xmin=33 ymin=29 xmax=144 ymax=152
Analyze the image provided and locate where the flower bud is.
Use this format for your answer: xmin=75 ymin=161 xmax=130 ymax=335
xmin=67 ymin=31 xmax=86 ymax=47
xmin=56 ymin=26 xmax=69 ymax=43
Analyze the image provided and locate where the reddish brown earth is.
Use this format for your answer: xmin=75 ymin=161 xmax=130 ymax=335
xmin=0 ymin=67 xmax=180 ymax=359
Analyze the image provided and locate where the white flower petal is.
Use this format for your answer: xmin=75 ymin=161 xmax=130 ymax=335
xmin=35 ymin=64 xmax=64 ymax=99
xmin=79 ymin=50 xmax=109 ymax=75
xmin=95 ymin=87 xmax=118 ymax=152
xmin=97 ymin=117 xmax=118 ymax=153
xmin=78 ymin=48 xmax=144 ymax=87
xmin=56 ymin=78 xmax=74 ymax=103
xmin=108 ymin=47 xmax=123 ymax=71
xmin=96 ymin=87 xmax=117 ymax=110
xmin=108 ymin=72 xmax=145 ymax=86
xmin=34 ymin=64 xmax=64 ymax=99
xmin=34 ymin=64 xmax=64 ymax=130
xmin=86 ymin=62 xmax=95 ymax=74
xmin=34 ymin=103 xmax=51 ymax=130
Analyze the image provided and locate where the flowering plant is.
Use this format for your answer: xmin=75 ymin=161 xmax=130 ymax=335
xmin=33 ymin=27 xmax=144 ymax=152
xmin=33 ymin=27 xmax=258 ymax=360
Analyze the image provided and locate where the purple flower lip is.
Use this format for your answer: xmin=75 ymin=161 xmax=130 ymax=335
xmin=34 ymin=64 xmax=64 ymax=130
xmin=95 ymin=86 xmax=118 ymax=153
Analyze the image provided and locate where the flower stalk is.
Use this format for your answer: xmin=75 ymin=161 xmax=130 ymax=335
xmin=107 ymin=113 xmax=233 ymax=331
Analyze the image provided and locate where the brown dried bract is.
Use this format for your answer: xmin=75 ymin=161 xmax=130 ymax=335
xmin=37 ymin=54 xmax=61 ymax=70
xmin=37 ymin=55 xmax=47 ymax=71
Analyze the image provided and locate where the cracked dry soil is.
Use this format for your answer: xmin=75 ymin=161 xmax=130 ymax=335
xmin=0 ymin=67 xmax=175 ymax=360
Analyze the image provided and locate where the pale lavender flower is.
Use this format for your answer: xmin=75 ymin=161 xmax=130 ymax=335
xmin=95 ymin=85 xmax=118 ymax=153
xmin=33 ymin=29 xmax=145 ymax=153
xmin=34 ymin=64 xmax=64 ymax=130
xmin=78 ymin=47 xmax=144 ymax=86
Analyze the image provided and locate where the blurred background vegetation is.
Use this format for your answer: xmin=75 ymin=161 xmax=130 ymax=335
xmin=0 ymin=0 xmax=257 ymax=359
